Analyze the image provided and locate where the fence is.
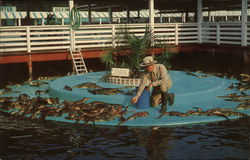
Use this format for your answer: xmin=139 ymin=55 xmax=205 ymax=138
xmin=0 ymin=22 xmax=249 ymax=53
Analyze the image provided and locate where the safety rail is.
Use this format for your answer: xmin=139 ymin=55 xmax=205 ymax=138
xmin=0 ymin=22 xmax=249 ymax=53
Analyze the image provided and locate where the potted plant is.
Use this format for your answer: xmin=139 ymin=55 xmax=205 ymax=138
xmin=101 ymin=25 xmax=174 ymax=82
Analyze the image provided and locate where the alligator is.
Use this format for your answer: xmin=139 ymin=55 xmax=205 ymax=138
xmin=63 ymin=85 xmax=73 ymax=91
xmin=184 ymin=69 xmax=209 ymax=78
xmin=236 ymin=103 xmax=250 ymax=110
xmin=73 ymin=82 xmax=103 ymax=89
xmin=205 ymin=107 xmax=249 ymax=118
xmin=117 ymin=111 xmax=149 ymax=126
xmin=211 ymin=110 xmax=249 ymax=118
xmin=29 ymin=81 xmax=49 ymax=87
xmin=74 ymin=97 xmax=90 ymax=105
xmin=224 ymin=99 xmax=250 ymax=103
xmin=0 ymin=87 xmax=21 ymax=95
xmin=35 ymin=89 xmax=49 ymax=95
xmin=88 ymin=88 xmax=132 ymax=95
xmin=158 ymin=111 xmax=189 ymax=118
xmin=217 ymin=93 xmax=250 ymax=99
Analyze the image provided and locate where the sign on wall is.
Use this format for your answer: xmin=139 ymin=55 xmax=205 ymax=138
xmin=111 ymin=68 xmax=130 ymax=77
xmin=0 ymin=6 xmax=16 ymax=12
xmin=53 ymin=7 xmax=69 ymax=12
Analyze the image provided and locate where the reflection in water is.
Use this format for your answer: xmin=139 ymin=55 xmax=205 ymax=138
xmin=0 ymin=53 xmax=250 ymax=159
xmin=0 ymin=113 xmax=249 ymax=159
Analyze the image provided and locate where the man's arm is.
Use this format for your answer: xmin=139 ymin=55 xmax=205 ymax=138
xmin=151 ymin=64 xmax=169 ymax=87
xmin=136 ymin=74 xmax=150 ymax=97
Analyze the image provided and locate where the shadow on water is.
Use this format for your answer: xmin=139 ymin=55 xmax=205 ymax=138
xmin=0 ymin=52 xmax=250 ymax=159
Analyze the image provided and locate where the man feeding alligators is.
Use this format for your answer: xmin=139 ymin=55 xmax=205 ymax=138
xmin=131 ymin=56 xmax=174 ymax=114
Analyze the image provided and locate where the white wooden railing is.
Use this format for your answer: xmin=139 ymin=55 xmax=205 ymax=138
xmin=0 ymin=22 xmax=249 ymax=53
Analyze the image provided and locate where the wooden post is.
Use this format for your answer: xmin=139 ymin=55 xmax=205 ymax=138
xmin=18 ymin=18 xmax=21 ymax=26
xmin=25 ymin=26 xmax=32 ymax=80
xmin=182 ymin=13 xmax=185 ymax=23
xmin=149 ymin=0 xmax=155 ymax=46
xmin=26 ymin=26 xmax=31 ymax=52
xmin=69 ymin=0 xmax=75 ymax=51
xmin=99 ymin=18 xmax=102 ymax=25
xmin=241 ymin=0 xmax=247 ymax=46
xmin=137 ymin=10 xmax=140 ymax=23
xmin=0 ymin=10 xmax=1 ymax=26
xmin=197 ymin=0 xmax=203 ymax=44
xmin=160 ymin=13 xmax=163 ymax=23
xmin=112 ymin=24 xmax=116 ymax=48
xmin=149 ymin=0 xmax=155 ymax=31
xmin=108 ymin=7 xmax=113 ymax=24
xmin=127 ymin=8 xmax=130 ymax=23
xmin=208 ymin=10 xmax=211 ymax=22
xmin=216 ymin=23 xmax=220 ymax=45
xmin=175 ymin=23 xmax=179 ymax=45
xmin=243 ymin=51 xmax=249 ymax=63
xmin=88 ymin=3 xmax=92 ymax=24
xmin=185 ymin=11 xmax=189 ymax=23
xmin=28 ymin=53 xmax=33 ymax=80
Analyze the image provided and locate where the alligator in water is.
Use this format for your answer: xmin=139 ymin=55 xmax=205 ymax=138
xmin=156 ymin=111 xmax=189 ymax=119
xmin=29 ymin=81 xmax=49 ymax=87
xmin=73 ymin=82 xmax=103 ymax=89
xmin=63 ymin=85 xmax=73 ymax=91
xmin=88 ymin=88 xmax=133 ymax=95
xmin=224 ymin=99 xmax=250 ymax=103
xmin=236 ymin=103 xmax=250 ymax=110
xmin=35 ymin=89 xmax=49 ymax=95
xmin=218 ymin=93 xmax=250 ymax=99
xmin=117 ymin=111 xmax=149 ymax=126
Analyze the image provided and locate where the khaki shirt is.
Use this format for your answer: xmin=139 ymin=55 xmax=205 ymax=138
xmin=136 ymin=64 xmax=172 ymax=97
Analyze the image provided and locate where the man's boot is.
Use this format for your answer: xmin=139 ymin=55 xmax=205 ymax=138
xmin=167 ymin=93 xmax=175 ymax=106
xmin=159 ymin=92 xmax=168 ymax=113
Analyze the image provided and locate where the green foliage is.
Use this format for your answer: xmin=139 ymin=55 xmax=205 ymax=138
xmin=126 ymin=29 xmax=152 ymax=77
xmin=100 ymin=49 xmax=115 ymax=69
xmin=69 ymin=7 xmax=81 ymax=30
xmin=45 ymin=13 xmax=56 ymax=25
xmin=101 ymin=25 xmax=173 ymax=78
xmin=155 ymin=47 xmax=174 ymax=70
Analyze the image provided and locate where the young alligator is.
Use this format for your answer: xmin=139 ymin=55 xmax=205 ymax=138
xmin=156 ymin=111 xmax=189 ymax=119
xmin=117 ymin=111 xmax=149 ymax=126
xmin=88 ymin=88 xmax=133 ymax=95
xmin=236 ymin=103 xmax=250 ymax=110
xmin=73 ymin=82 xmax=103 ymax=89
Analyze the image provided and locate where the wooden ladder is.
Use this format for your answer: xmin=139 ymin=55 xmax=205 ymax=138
xmin=70 ymin=48 xmax=88 ymax=75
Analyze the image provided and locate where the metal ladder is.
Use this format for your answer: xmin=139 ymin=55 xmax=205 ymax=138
xmin=70 ymin=48 xmax=88 ymax=75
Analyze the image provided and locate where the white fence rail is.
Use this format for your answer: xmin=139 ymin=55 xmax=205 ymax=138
xmin=0 ymin=22 xmax=248 ymax=53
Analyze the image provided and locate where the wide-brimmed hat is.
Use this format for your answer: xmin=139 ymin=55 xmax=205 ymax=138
xmin=140 ymin=56 xmax=157 ymax=66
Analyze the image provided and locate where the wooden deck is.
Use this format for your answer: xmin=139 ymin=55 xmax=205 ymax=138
xmin=0 ymin=43 xmax=249 ymax=64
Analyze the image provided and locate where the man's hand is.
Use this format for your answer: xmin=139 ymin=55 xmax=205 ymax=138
xmin=147 ymin=83 xmax=153 ymax=91
xmin=131 ymin=96 xmax=139 ymax=104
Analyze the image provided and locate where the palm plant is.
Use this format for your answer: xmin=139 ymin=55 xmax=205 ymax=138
xmin=45 ymin=13 xmax=56 ymax=25
xmin=100 ymin=49 xmax=115 ymax=68
xmin=155 ymin=46 xmax=174 ymax=70
xmin=101 ymin=25 xmax=174 ymax=78
xmin=126 ymin=27 xmax=153 ymax=77
xmin=101 ymin=25 xmax=154 ymax=78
